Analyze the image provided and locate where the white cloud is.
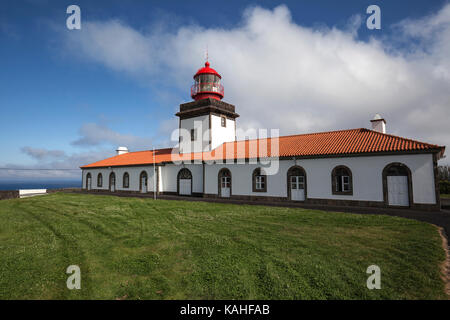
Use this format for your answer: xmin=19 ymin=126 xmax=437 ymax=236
xmin=0 ymin=149 xmax=114 ymax=179
xmin=72 ymin=122 xmax=153 ymax=150
xmin=4 ymin=121 xmax=154 ymax=179
xmin=63 ymin=4 xmax=450 ymax=163
xmin=21 ymin=146 xmax=66 ymax=160
xmin=394 ymin=4 xmax=450 ymax=39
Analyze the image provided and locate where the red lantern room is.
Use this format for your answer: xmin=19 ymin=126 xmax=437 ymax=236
xmin=191 ymin=61 xmax=224 ymax=101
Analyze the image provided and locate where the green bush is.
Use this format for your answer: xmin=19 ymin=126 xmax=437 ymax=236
xmin=439 ymin=180 xmax=450 ymax=194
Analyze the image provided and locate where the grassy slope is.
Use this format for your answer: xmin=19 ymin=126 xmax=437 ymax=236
xmin=0 ymin=193 xmax=446 ymax=300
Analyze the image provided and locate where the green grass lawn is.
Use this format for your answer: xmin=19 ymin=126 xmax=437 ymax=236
xmin=441 ymin=194 xmax=450 ymax=199
xmin=0 ymin=193 xmax=447 ymax=300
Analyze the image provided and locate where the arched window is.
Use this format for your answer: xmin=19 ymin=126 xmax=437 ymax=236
xmin=384 ymin=163 xmax=409 ymax=176
xmin=252 ymin=168 xmax=267 ymax=192
xmin=331 ymin=166 xmax=353 ymax=195
xmin=97 ymin=173 xmax=103 ymax=187
xmin=178 ymin=168 xmax=192 ymax=179
xmin=86 ymin=173 xmax=92 ymax=190
xmin=123 ymin=172 xmax=130 ymax=188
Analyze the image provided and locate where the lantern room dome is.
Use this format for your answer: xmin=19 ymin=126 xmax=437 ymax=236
xmin=191 ymin=61 xmax=224 ymax=101
xmin=193 ymin=61 xmax=222 ymax=79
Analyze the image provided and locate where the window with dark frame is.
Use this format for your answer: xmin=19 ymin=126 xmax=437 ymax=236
xmin=331 ymin=166 xmax=352 ymax=195
xmin=190 ymin=128 xmax=196 ymax=141
xmin=220 ymin=169 xmax=231 ymax=188
xmin=252 ymin=168 xmax=267 ymax=192
xmin=221 ymin=177 xmax=230 ymax=188
xmin=221 ymin=116 xmax=226 ymax=127
xmin=123 ymin=172 xmax=130 ymax=188
xmin=255 ymin=176 xmax=265 ymax=190
xmin=337 ymin=175 xmax=350 ymax=192
xmin=386 ymin=165 xmax=409 ymax=176
xmin=291 ymin=175 xmax=305 ymax=190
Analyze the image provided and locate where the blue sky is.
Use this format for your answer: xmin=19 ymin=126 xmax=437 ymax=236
xmin=1 ymin=0 xmax=449 ymax=179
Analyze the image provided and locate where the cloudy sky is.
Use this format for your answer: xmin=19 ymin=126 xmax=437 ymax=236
xmin=1 ymin=0 xmax=449 ymax=179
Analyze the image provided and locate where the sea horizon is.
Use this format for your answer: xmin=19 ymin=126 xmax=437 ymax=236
xmin=0 ymin=179 xmax=82 ymax=191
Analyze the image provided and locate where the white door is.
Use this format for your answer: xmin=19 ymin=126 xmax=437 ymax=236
xmin=179 ymin=179 xmax=192 ymax=195
xmin=141 ymin=176 xmax=147 ymax=193
xmin=87 ymin=177 xmax=91 ymax=190
xmin=290 ymin=176 xmax=305 ymax=201
xmin=110 ymin=177 xmax=115 ymax=192
xmin=221 ymin=177 xmax=231 ymax=198
xmin=387 ymin=176 xmax=409 ymax=206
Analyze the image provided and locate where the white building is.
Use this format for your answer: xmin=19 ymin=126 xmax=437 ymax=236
xmin=81 ymin=61 xmax=445 ymax=210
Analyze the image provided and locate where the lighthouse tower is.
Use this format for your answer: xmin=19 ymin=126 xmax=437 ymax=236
xmin=176 ymin=61 xmax=239 ymax=154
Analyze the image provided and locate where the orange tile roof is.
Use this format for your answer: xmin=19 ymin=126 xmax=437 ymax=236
xmin=80 ymin=128 xmax=445 ymax=168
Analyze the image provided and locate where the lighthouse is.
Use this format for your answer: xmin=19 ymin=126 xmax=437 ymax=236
xmin=176 ymin=60 xmax=239 ymax=153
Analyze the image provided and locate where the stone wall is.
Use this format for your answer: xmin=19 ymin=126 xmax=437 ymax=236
xmin=0 ymin=190 xmax=19 ymax=200
xmin=47 ymin=188 xmax=81 ymax=193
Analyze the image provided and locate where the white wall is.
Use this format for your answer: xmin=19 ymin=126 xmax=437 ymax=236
xmin=19 ymin=189 xmax=47 ymax=198
xmin=179 ymin=115 xmax=209 ymax=153
xmin=299 ymin=154 xmax=435 ymax=203
xmin=159 ymin=163 xmax=204 ymax=193
xmin=204 ymin=162 xmax=287 ymax=197
xmin=179 ymin=114 xmax=236 ymax=153
xmin=204 ymin=153 xmax=436 ymax=204
xmin=82 ymin=153 xmax=436 ymax=205
xmin=210 ymin=114 xmax=236 ymax=150
xmin=82 ymin=166 xmax=157 ymax=192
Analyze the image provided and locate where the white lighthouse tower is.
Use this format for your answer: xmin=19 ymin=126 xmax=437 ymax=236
xmin=176 ymin=61 xmax=239 ymax=153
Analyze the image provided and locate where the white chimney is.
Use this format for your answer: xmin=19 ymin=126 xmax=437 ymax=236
xmin=116 ymin=146 xmax=129 ymax=155
xmin=370 ymin=114 xmax=386 ymax=134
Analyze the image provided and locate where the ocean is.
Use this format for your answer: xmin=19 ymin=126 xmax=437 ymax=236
xmin=0 ymin=180 xmax=82 ymax=191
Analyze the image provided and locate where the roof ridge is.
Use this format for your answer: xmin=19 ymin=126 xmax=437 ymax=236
xmin=227 ymin=128 xmax=365 ymax=145
xmin=277 ymin=128 xmax=366 ymax=139
xmin=117 ymin=147 xmax=174 ymax=155
xmin=227 ymin=128 xmax=443 ymax=148
xmin=367 ymin=129 xmax=443 ymax=148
